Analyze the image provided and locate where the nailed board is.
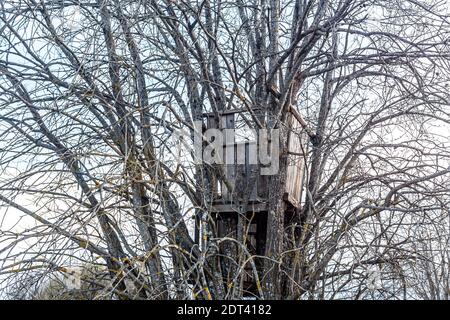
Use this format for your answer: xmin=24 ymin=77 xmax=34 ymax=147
xmin=285 ymin=112 xmax=306 ymax=208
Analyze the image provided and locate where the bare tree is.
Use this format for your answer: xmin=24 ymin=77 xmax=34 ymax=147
xmin=0 ymin=0 xmax=449 ymax=300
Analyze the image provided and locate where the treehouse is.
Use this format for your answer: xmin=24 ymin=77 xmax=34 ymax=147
xmin=198 ymin=107 xmax=306 ymax=296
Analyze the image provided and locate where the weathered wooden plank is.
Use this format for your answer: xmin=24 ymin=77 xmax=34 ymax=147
xmin=206 ymin=114 xmax=218 ymax=129
xmin=246 ymin=142 xmax=259 ymax=200
xmin=210 ymin=202 xmax=268 ymax=213
xmin=221 ymin=114 xmax=235 ymax=201
xmin=285 ymin=112 xmax=306 ymax=208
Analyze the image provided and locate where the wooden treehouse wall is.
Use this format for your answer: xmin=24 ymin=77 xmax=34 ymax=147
xmin=202 ymin=109 xmax=307 ymax=296
xmin=205 ymin=110 xmax=306 ymax=209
